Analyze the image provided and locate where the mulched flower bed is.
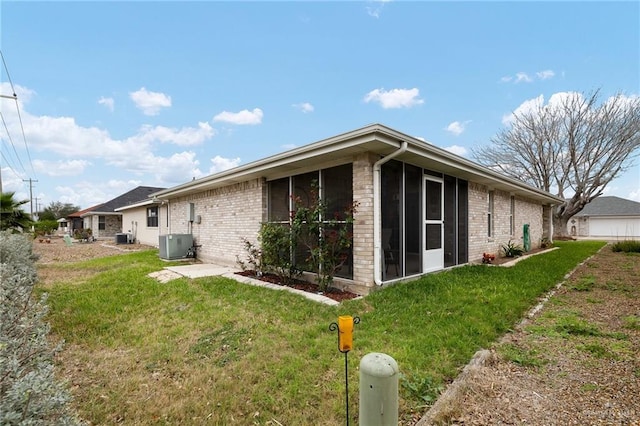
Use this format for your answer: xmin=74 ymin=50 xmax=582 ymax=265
xmin=235 ymin=271 xmax=360 ymax=302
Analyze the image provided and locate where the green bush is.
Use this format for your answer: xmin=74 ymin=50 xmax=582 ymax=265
xmin=611 ymin=240 xmax=640 ymax=253
xmin=502 ymin=239 xmax=526 ymax=257
xmin=259 ymin=222 xmax=301 ymax=284
xmin=0 ymin=231 xmax=82 ymax=425
xmin=33 ymin=220 xmax=58 ymax=237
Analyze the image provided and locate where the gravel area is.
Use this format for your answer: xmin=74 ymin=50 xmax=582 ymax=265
xmin=419 ymin=245 xmax=640 ymax=425
xmin=32 ymin=235 xmax=156 ymax=264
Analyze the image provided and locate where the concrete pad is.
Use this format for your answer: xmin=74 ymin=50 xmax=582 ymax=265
xmin=148 ymin=270 xmax=183 ymax=284
xmin=166 ymin=264 xmax=235 ymax=278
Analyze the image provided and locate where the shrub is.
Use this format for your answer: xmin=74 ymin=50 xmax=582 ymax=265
xmin=0 ymin=231 xmax=82 ymax=425
xmin=611 ymin=240 xmax=640 ymax=253
xmin=236 ymin=238 xmax=264 ymax=275
xmin=258 ymin=222 xmax=301 ymax=285
xmin=290 ymin=184 xmax=358 ymax=292
xmin=502 ymin=239 xmax=525 ymax=257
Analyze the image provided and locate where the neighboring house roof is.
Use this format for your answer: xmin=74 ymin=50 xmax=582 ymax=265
xmin=80 ymin=186 xmax=166 ymax=217
xmin=68 ymin=204 xmax=103 ymax=219
xmin=151 ymin=123 xmax=564 ymax=204
xmin=574 ymin=196 xmax=640 ymax=217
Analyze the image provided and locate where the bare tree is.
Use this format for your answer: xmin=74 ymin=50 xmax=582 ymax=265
xmin=474 ymin=90 xmax=640 ymax=237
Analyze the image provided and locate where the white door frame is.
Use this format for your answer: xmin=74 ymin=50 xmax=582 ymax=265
xmin=423 ymin=176 xmax=444 ymax=273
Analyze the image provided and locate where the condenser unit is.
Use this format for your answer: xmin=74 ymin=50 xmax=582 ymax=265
xmin=159 ymin=234 xmax=193 ymax=260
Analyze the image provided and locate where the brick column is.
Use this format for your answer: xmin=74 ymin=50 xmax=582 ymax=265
xmin=352 ymin=153 xmax=377 ymax=290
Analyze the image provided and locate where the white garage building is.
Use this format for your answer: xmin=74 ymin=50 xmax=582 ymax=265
xmin=568 ymin=196 xmax=640 ymax=239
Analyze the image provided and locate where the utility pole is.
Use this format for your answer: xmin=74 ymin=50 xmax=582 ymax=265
xmin=34 ymin=196 xmax=40 ymax=221
xmin=22 ymin=178 xmax=38 ymax=218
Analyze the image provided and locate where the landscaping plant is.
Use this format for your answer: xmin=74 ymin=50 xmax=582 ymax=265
xmin=0 ymin=231 xmax=81 ymax=425
xmin=502 ymin=239 xmax=525 ymax=257
xmin=290 ymin=184 xmax=358 ymax=292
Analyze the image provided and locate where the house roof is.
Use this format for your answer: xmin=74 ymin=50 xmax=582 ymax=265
xmin=151 ymin=123 xmax=564 ymax=205
xmin=68 ymin=204 xmax=103 ymax=218
xmin=574 ymin=196 xmax=640 ymax=217
xmin=81 ymin=186 xmax=166 ymax=217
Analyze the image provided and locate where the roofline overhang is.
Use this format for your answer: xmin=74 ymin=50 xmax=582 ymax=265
xmin=150 ymin=123 xmax=564 ymax=205
xmin=114 ymin=199 xmax=161 ymax=212
xmin=79 ymin=211 xmax=122 ymax=218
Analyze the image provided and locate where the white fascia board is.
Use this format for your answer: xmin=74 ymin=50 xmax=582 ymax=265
xmin=114 ymin=199 xmax=159 ymax=212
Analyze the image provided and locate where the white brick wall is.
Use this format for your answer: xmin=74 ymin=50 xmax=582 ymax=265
xmin=468 ymin=182 xmax=544 ymax=262
xmin=167 ymin=178 xmax=265 ymax=267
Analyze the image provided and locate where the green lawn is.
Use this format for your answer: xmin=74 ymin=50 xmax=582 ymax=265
xmin=40 ymin=240 xmax=605 ymax=425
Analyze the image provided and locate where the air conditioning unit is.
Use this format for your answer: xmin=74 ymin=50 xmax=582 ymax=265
xmin=115 ymin=233 xmax=134 ymax=244
xmin=159 ymin=234 xmax=194 ymax=260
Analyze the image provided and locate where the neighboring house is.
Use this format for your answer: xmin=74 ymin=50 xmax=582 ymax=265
xmin=80 ymin=186 xmax=165 ymax=241
xmin=66 ymin=204 xmax=103 ymax=236
xmin=56 ymin=218 xmax=69 ymax=235
xmin=568 ymin=196 xmax=640 ymax=239
xmin=150 ymin=124 xmax=563 ymax=295
xmin=114 ymin=195 xmax=168 ymax=247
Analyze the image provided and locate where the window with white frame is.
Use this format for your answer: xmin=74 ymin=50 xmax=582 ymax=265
xmin=147 ymin=206 xmax=158 ymax=227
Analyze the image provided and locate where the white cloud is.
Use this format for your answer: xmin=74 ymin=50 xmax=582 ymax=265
xmin=536 ymin=70 xmax=555 ymax=80
xmin=209 ymin=155 xmax=241 ymax=174
xmin=98 ymin=96 xmax=114 ymax=112
xmin=53 ymin=180 xmax=144 ymax=209
xmin=363 ymin=87 xmax=424 ymax=109
xmin=281 ymin=143 xmax=297 ymax=150
xmin=445 ymin=121 xmax=471 ymax=136
xmin=628 ymin=188 xmax=640 ymax=202
xmin=213 ymin=108 xmax=263 ymax=125
xmin=129 ymin=87 xmax=172 ymax=116
xmin=444 ymin=145 xmax=468 ymax=156
xmin=293 ymin=102 xmax=314 ymax=113
xmin=502 ymin=94 xmax=544 ymax=125
xmin=501 ymin=70 xmax=556 ymax=84
xmin=134 ymin=122 xmax=215 ymax=147
xmin=34 ymin=159 xmax=91 ymax=176
xmin=515 ymin=72 xmax=533 ymax=83
xmin=366 ymin=0 xmax=392 ymax=18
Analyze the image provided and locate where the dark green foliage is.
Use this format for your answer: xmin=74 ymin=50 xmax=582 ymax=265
xmin=1 ymin=192 xmax=33 ymax=232
xmin=258 ymin=222 xmax=301 ymax=284
xmin=33 ymin=220 xmax=58 ymax=237
xmin=40 ymin=202 xmax=80 ymax=221
xmin=502 ymin=239 xmax=525 ymax=257
xmin=611 ymin=240 xmax=640 ymax=253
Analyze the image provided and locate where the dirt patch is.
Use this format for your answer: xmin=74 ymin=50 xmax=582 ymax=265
xmin=33 ymin=236 xmax=157 ymax=287
xmin=418 ymin=246 xmax=640 ymax=425
xmin=32 ymin=235 xmax=156 ymax=264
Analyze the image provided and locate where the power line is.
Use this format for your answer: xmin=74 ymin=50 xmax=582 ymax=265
xmin=22 ymin=178 xmax=38 ymax=218
xmin=0 ymin=110 xmax=28 ymax=175
xmin=1 ymin=50 xmax=37 ymax=192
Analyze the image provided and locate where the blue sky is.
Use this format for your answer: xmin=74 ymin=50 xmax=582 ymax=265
xmin=1 ymin=1 xmax=638 ymax=212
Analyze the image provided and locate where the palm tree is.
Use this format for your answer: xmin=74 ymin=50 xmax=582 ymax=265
xmin=0 ymin=192 xmax=32 ymax=232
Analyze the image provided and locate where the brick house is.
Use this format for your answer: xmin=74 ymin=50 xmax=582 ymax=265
xmin=79 ymin=186 xmax=165 ymax=240
xmin=150 ymin=124 xmax=562 ymax=295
